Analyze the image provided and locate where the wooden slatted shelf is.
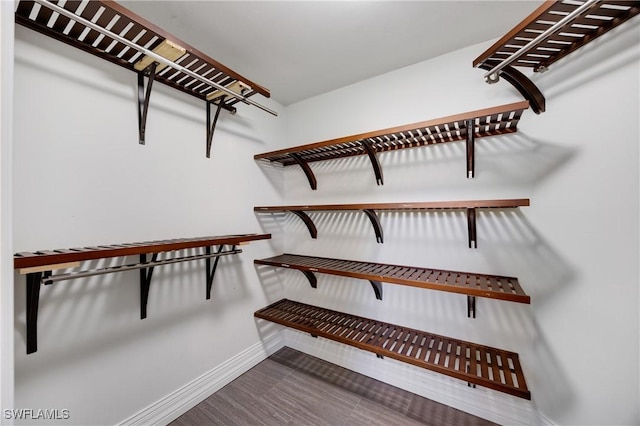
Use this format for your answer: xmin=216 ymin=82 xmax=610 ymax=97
xmin=254 ymin=101 xmax=530 ymax=189
xmin=254 ymin=254 xmax=530 ymax=312
xmin=15 ymin=233 xmax=271 ymax=354
xmin=15 ymin=0 xmax=275 ymax=149
xmin=255 ymin=198 xmax=530 ymax=248
xmin=255 ymin=299 xmax=531 ymax=399
xmin=473 ymin=0 xmax=640 ymax=113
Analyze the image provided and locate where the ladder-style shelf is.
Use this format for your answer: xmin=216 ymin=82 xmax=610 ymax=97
xmin=255 ymin=299 xmax=531 ymax=399
xmin=473 ymin=0 xmax=640 ymax=114
xmin=14 ymin=233 xmax=271 ymax=354
xmin=254 ymin=254 xmax=530 ymax=316
xmin=254 ymin=101 xmax=530 ymax=189
xmin=255 ymin=198 xmax=529 ymax=248
xmin=16 ymin=0 xmax=276 ymax=154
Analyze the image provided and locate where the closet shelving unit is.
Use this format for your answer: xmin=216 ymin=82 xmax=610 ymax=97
xmin=474 ymin=0 xmax=640 ymax=114
xmin=255 ymin=299 xmax=531 ymax=399
xmin=254 ymin=198 xmax=530 ymax=248
xmin=15 ymin=0 xmax=276 ymax=154
xmin=254 ymin=101 xmax=530 ymax=189
xmin=14 ymin=233 xmax=271 ymax=354
xmin=254 ymin=253 xmax=530 ymax=316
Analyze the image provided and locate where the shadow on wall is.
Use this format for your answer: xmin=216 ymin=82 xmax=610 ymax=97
xmin=256 ymin=133 xmax=575 ymax=194
xmin=254 ymin=160 xmax=286 ymax=197
xmin=13 ymin=249 xmax=250 ymax=376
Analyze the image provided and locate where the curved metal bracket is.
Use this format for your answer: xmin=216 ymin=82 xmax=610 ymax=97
xmin=467 ymin=208 xmax=477 ymax=249
xmin=465 ymin=119 xmax=475 ymax=179
xmin=137 ymin=62 xmax=157 ymax=145
xmin=206 ymin=98 xmax=225 ymax=158
xmin=300 ymin=270 xmax=317 ymax=289
xmin=361 ymin=140 xmax=384 ymax=185
xmin=362 ymin=209 xmax=384 ymax=243
xmin=290 ymin=153 xmax=318 ymax=190
xmin=290 ymin=210 xmax=318 ymax=239
xmin=139 ymin=252 xmax=159 ymax=319
xmin=369 ymin=280 xmax=383 ymax=300
xmin=478 ymin=61 xmax=545 ymax=114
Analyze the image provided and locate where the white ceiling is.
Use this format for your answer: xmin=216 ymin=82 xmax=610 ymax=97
xmin=122 ymin=1 xmax=543 ymax=106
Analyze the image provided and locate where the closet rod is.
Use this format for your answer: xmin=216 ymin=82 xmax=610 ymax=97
xmin=483 ymin=0 xmax=601 ymax=83
xmin=33 ymin=0 xmax=278 ymax=116
xmin=42 ymin=248 xmax=242 ymax=284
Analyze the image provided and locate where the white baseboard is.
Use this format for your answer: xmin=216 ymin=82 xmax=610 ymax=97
xmin=283 ymin=329 xmax=539 ymax=426
xmin=118 ymin=332 xmax=284 ymax=426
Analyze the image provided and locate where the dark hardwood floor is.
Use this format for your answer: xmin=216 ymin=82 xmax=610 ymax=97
xmin=169 ymin=347 xmax=497 ymax=426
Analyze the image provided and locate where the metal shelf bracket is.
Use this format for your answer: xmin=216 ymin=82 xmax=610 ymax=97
xmin=137 ymin=63 xmax=157 ymax=145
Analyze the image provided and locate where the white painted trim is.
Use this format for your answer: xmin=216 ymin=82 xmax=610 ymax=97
xmin=117 ymin=332 xmax=284 ymax=426
xmin=284 ymin=329 xmax=536 ymax=426
xmin=0 ymin=2 xmax=15 ymax=425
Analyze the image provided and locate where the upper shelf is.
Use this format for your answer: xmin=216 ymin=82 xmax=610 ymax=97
xmin=473 ymin=0 xmax=640 ymax=113
xmin=16 ymin=0 xmax=270 ymax=108
xmin=254 ymin=101 xmax=530 ymax=189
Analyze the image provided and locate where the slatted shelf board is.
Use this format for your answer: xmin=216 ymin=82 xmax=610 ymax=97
xmin=254 ymin=101 xmax=529 ymax=166
xmin=473 ymin=1 xmax=640 ymax=72
xmin=255 ymin=299 xmax=531 ymax=399
xmin=15 ymin=0 xmax=270 ymax=107
xmin=254 ymin=254 xmax=530 ymax=304
xmin=14 ymin=233 xmax=271 ymax=269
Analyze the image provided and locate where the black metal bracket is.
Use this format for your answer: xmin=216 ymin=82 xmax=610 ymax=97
xmin=139 ymin=252 xmax=158 ymax=319
xmin=290 ymin=153 xmax=317 ymax=190
xmin=466 ymin=119 xmax=475 ymax=179
xmin=137 ymin=63 xmax=157 ymax=145
xmin=467 ymin=295 xmax=476 ymax=318
xmin=206 ymin=98 xmax=225 ymax=158
xmin=478 ymin=61 xmax=545 ymax=114
xmin=361 ymin=139 xmax=384 ymax=185
xmin=467 ymin=208 xmax=477 ymax=249
xmin=369 ymin=280 xmax=383 ymax=300
xmin=291 ymin=210 xmax=318 ymax=239
xmin=205 ymin=245 xmax=228 ymax=299
xmin=300 ymin=270 xmax=318 ymax=289
xmin=377 ymin=354 xmax=384 ymax=359
xmin=26 ymin=272 xmax=43 ymax=354
xmin=467 ymin=364 xmax=477 ymax=388
xmin=362 ymin=209 xmax=384 ymax=243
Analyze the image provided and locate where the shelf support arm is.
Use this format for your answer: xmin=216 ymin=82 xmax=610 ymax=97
xmin=26 ymin=271 xmax=43 ymax=354
xmin=300 ymin=270 xmax=317 ymax=289
xmin=139 ymin=252 xmax=159 ymax=319
xmin=361 ymin=140 xmax=384 ymax=185
xmin=369 ymin=280 xmax=383 ymax=300
xmin=290 ymin=153 xmax=317 ymax=190
xmin=137 ymin=63 xmax=157 ymax=145
xmin=362 ymin=209 xmax=384 ymax=243
xmin=467 ymin=208 xmax=477 ymax=249
xmin=478 ymin=62 xmax=545 ymax=114
xmin=466 ymin=119 xmax=475 ymax=179
xmin=205 ymin=245 xmax=228 ymax=299
xmin=290 ymin=210 xmax=318 ymax=239
xmin=468 ymin=295 xmax=477 ymax=318
xmin=206 ymin=98 xmax=225 ymax=158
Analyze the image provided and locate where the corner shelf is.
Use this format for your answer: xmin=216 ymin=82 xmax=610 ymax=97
xmin=473 ymin=0 xmax=640 ymax=114
xmin=254 ymin=253 xmax=530 ymax=316
xmin=254 ymin=101 xmax=530 ymax=189
xmin=255 ymin=198 xmax=529 ymax=248
xmin=15 ymin=0 xmax=276 ymax=153
xmin=255 ymin=299 xmax=531 ymax=399
xmin=14 ymin=233 xmax=271 ymax=354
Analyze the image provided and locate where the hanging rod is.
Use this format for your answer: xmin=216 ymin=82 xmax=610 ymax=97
xmin=42 ymin=248 xmax=242 ymax=284
xmin=32 ymin=0 xmax=277 ymax=116
xmin=483 ymin=0 xmax=602 ymax=83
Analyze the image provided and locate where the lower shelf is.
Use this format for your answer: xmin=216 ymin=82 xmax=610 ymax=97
xmin=255 ymin=299 xmax=530 ymax=400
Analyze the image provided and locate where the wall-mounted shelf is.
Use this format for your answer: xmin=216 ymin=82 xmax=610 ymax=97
xmin=255 ymin=198 xmax=529 ymax=248
xmin=473 ymin=0 xmax=640 ymax=114
xmin=255 ymin=299 xmax=531 ymax=399
xmin=14 ymin=233 xmax=271 ymax=354
xmin=15 ymin=0 xmax=276 ymax=153
xmin=254 ymin=254 xmax=530 ymax=317
xmin=254 ymin=101 xmax=530 ymax=189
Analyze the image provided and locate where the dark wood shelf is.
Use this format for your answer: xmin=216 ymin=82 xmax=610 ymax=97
xmin=255 ymin=199 xmax=530 ymax=248
xmin=473 ymin=1 xmax=640 ymax=114
xmin=255 ymin=299 xmax=531 ymax=399
xmin=254 ymin=101 xmax=530 ymax=189
xmin=15 ymin=233 xmax=271 ymax=354
xmin=255 ymin=254 xmax=529 ymax=313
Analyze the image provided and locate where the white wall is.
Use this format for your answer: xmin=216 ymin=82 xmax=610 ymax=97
xmin=13 ymin=26 xmax=285 ymax=425
xmin=275 ymin=26 xmax=639 ymax=426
